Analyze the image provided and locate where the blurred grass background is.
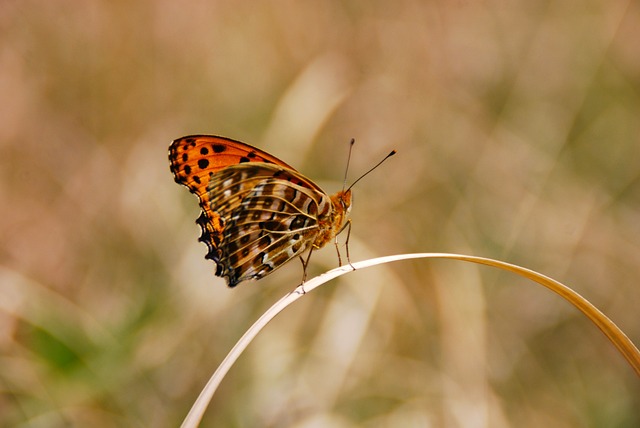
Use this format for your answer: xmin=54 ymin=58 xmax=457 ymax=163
xmin=1 ymin=0 xmax=639 ymax=426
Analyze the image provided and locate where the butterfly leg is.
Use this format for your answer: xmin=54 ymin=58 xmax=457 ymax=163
xmin=298 ymin=246 xmax=314 ymax=293
xmin=343 ymin=219 xmax=356 ymax=271
xmin=333 ymin=239 xmax=343 ymax=266
xmin=334 ymin=219 xmax=355 ymax=271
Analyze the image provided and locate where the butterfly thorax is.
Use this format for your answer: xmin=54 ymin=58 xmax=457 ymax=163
xmin=313 ymin=189 xmax=352 ymax=249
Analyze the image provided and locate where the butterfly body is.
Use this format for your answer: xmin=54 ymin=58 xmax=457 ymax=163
xmin=169 ymin=135 xmax=351 ymax=287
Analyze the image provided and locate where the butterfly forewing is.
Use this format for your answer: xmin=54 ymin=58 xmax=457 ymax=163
xmin=169 ymin=135 xmax=296 ymax=199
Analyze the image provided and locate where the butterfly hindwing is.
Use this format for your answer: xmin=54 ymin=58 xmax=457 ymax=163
xmin=206 ymin=165 xmax=332 ymax=286
xmin=220 ymin=176 xmax=329 ymax=285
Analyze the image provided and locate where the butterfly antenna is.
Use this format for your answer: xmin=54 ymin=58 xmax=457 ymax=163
xmin=342 ymin=138 xmax=356 ymax=191
xmin=347 ymin=149 xmax=397 ymax=191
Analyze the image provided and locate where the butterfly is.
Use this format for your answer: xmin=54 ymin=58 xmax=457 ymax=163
xmin=169 ymin=135 xmax=357 ymax=287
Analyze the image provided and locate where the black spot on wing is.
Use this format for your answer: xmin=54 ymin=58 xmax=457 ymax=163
xmin=212 ymin=144 xmax=226 ymax=153
xmin=198 ymin=158 xmax=209 ymax=169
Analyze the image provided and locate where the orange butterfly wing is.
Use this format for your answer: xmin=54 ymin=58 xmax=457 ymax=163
xmin=169 ymin=135 xmax=297 ymax=191
xmin=169 ymin=135 xmax=340 ymax=287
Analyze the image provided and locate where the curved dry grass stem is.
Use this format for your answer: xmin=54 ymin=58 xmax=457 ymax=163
xmin=181 ymin=252 xmax=640 ymax=428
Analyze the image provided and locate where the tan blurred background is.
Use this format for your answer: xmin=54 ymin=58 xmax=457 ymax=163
xmin=1 ymin=1 xmax=639 ymax=427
